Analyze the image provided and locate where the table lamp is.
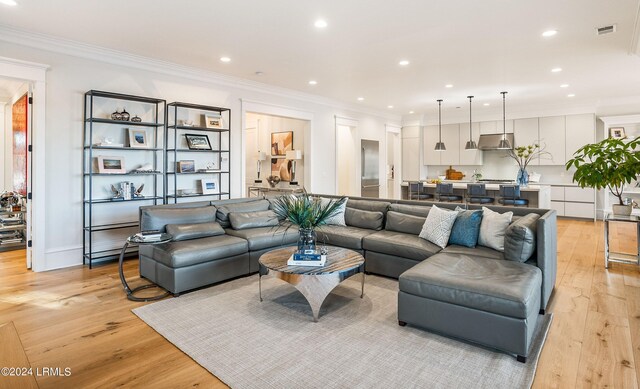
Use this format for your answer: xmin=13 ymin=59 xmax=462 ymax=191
xmin=285 ymin=150 xmax=303 ymax=186
xmin=255 ymin=151 xmax=267 ymax=183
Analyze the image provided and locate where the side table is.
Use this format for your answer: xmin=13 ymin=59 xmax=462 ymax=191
xmin=118 ymin=233 xmax=173 ymax=301
xmin=604 ymin=213 xmax=640 ymax=268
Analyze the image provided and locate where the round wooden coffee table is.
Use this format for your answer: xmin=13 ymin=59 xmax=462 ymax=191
xmin=258 ymin=246 xmax=365 ymax=322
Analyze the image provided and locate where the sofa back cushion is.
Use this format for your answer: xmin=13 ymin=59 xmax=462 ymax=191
xmin=346 ymin=198 xmax=391 ymax=213
xmin=385 ymin=211 xmax=426 ymax=235
xmin=229 ymin=210 xmax=279 ymax=230
xmin=345 ymin=207 xmax=384 ymax=230
xmin=504 ymin=213 xmax=540 ymax=262
xmin=166 ymin=222 xmax=225 ymax=241
xmin=140 ymin=206 xmax=217 ymax=232
xmin=388 ymin=203 xmax=431 ymax=218
xmin=216 ymin=199 xmax=271 ymax=227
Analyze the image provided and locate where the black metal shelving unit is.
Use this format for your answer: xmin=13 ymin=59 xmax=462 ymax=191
xmin=165 ymin=102 xmax=231 ymax=203
xmin=83 ymin=90 xmax=166 ymax=268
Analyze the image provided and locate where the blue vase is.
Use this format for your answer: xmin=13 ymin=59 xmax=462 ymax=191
xmin=517 ymin=168 xmax=529 ymax=186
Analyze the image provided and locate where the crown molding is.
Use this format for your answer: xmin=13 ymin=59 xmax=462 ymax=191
xmin=0 ymin=25 xmax=400 ymax=122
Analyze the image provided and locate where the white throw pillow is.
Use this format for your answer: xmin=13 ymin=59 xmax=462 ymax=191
xmin=418 ymin=205 xmax=458 ymax=249
xmin=320 ymin=197 xmax=348 ymax=226
xmin=478 ymin=207 xmax=513 ymax=252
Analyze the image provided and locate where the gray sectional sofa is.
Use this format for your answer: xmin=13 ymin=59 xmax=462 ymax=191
xmin=137 ymin=195 xmax=557 ymax=362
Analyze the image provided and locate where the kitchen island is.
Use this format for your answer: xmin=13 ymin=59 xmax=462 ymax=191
xmin=401 ymin=181 xmax=551 ymax=209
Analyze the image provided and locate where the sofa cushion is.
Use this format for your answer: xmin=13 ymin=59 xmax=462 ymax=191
xmin=216 ymin=199 xmax=271 ymax=228
xmin=504 ymin=213 xmax=540 ymax=262
xmin=320 ymin=197 xmax=348 ymax=226
xmin=385 ymin=211 xmax=426 ymax=235
xmin=140 ymin=206 xmax=217 ymax=232
xmin=225 ymin=226 xmax=298 ymax=251
xmin=229 ymin=210 xmax=279 ymax=230
xmin=345 ymin=207 xmax=384 ymax=230
xmin=418 ymin=205 xmax=458 ymax=249
xmin=165 ymin=222 xmax=225 ymax=241
xmin=316 ymin=225 xmax=377 ymax=250
xmin=346 ymin=198 xmax=391 ymax=213
xmin=143 ymin=235 xmax=248 ymax=268
xmin=442 ymin=244 xmax=504 ymax=261
xmin=363 ymin=230 xmax=441 ymax=261
xmin=448 ymin=208 xmax=483 ymax=248
xmin=389 ymin=203 xmax=431 ymax=218
xmin=478 ymin=207 xmax=513 ymax=252
xmin=399 ymin=253 xmax=542 ymax=319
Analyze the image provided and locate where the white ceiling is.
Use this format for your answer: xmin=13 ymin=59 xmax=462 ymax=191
xmin=1 ymin=0 xmax=639 ymax=117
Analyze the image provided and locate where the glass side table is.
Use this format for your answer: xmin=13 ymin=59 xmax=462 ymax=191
xmin=604 ymin=213 xmax=640 ymax=268
xmin=118 ymin=233 xmax=173 ymax=301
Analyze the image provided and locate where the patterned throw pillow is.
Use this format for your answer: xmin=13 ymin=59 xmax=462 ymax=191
xmin=418 ymin=205 xmax=458 ymax=249
xmin=320 ymin=197 xmax=348 ymax=226
xmin=448 ymin=207 xmax=483 ymax=248
xmin=478 ymin=207 xmax=513 ymax=252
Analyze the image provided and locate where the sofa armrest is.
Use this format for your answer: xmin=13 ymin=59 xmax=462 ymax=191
xmin=536 ymin=210 xmax=557 ymax=311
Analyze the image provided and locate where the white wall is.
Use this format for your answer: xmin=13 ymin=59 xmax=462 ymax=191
xmin=0 ymin=40 xmax=399 ymax=270
xmin=336 ymin=124 xmax=356 ymax=196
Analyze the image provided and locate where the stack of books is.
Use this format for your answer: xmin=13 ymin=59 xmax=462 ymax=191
xmin=287 ymin=249 xmax=327 ymax=267
xmin=134 ymin=230 xmax=162 ymax=242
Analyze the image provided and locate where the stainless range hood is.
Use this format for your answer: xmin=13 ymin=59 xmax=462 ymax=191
xmin=477 ymin=133 xmax=515 ymax=150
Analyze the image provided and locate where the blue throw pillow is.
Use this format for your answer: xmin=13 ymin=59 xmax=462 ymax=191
xmin=448 ymin=209 xmax=483 ymax=248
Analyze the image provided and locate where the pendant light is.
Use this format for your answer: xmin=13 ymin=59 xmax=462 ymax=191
xmin=464 ymin=95 xmax=477 ymax=150
xmin=497 ymin=91 xmax=511 ymax=150
xmin=434 ymin=99 xmax=446 ymax=151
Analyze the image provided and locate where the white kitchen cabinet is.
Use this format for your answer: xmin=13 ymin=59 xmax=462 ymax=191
xmin=514 ymin=118 xmax=540 ymax=165
xmin=459 ymin=122 xmax=482 ymax=165
xmin=564 ymin=187 xmax=595 ymax=203
xmin=440 ymin=123 xmax=460 ymax=165
xmin=402 ymin=137 xmax=420 ymax=181
xmin=550 ymin=201 xmax=565 ymax=216
xmin=565 ymin=114 xmax=595 ymax=162
xmin=547 ymin=185 xmax=595 ymax=219
xmin=550 ymin=186 xmax=565 ymax=201
xmin=564 ymin=202 xmax=595 ymax=218
xmin=480 ymin=121 xmax=497 ymax=134
xmin=423 ymin=125 xmax=440 ymax=165
xmin=539 ymin=116 xmax=566 ymax=165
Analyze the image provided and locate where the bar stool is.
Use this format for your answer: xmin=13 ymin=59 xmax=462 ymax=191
xmin=436 ymin=183 xmax=463 ymax=202
xmin=408 ymin=182 xmax=433 ymax=201
xmin=498 ymin=185 xmax=529 ymax=207
xmin=466 ymin=183 xmax=494 ymax=204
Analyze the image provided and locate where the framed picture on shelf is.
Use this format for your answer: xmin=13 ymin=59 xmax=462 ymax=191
xmin=127 ymin=128 xmax=149 ymax=148
xmin=177 ymin=160 xmax=195 ymax=173
xmin=609 ymin=127 xmax=626 ymax=139
xmin=97 ymin=156 xmax=126 ymax=174
xmin=271 ymin=131 xmax=293 ymax=156
xmin=185 ymin=133 xmax=212 ymax=150
xmin=200 ymin=178 xmax=219 ymax=194
xmin=204 ymin=114 xmax=224 ymax=129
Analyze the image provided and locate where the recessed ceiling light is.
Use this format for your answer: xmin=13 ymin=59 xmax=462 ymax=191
xmin=220 ymin=56 xmax=231 ymax=63
xmin=483 ymin=103 xmax=490 ymax=106
xmin=445 ymin=84 xmax=453 ymax=88
xmin=308 ymin=80 xmax=318 ymax=85
xmin=551 ymin=67 xmax=562 ymax=73
xmin=387 ymin=105 xmax=394 ymax=109
xmin=567 ymin=94 xmax=575 ymax=97
xmin=560 ymin=84 xmax=569 ymax=88
xmin=542 ymin=30 xmax=558 ymax=37
xmin=0 ymin=0 xmax=17 ymax=6
xmin=357 ymin=97 xmax=364 ymax=101
xmin=314 ymin=19 xmax=328 ymax=28
xmin=409 ymin=111 xmax=415 ymax=114
xmin=398 ymin=60 xmax=410 ymax=66
xmin=255 ymin=71 xmax=264 ymax=76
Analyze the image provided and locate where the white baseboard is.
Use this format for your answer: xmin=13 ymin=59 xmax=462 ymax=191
xmin=43 ymin=245 xmax=83 ymax=271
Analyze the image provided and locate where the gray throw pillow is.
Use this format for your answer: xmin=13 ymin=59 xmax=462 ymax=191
xmin=345 ymin=207 xmax=384 ymax=230
xmin=216 ymin=200 xmax=271 ymax=227
xmin=229 ymin=210 xmax=279 ymax=230
xmin=320 ymin=197 xmax=348 ymax=226
xmin=418 ymin=205 xmax=458 ymax=249
xmin=504 ymin=213 xmax=540 ymax=262
xmin=478 ymin=207 xmax=513 ymax=252
xmin=165 ymin=222 xmax=225 ymax=241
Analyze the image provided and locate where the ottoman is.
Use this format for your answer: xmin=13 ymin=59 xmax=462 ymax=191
xmin=397 ymin=253 xmax=542 ymax=362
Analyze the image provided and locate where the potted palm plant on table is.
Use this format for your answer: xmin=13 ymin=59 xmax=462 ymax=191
xmin=270 ymin=191 xmax=347 ymax=251
xmin=566 ymin=137 xmax=640 ymax=215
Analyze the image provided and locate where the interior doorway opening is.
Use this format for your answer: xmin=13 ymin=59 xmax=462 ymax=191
xmin=336 ymin=124 xmax=358 ymax=196
xmin=386 ymin=126 xmax=402 ymax=199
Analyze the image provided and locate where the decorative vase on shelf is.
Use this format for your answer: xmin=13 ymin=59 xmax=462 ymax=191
xmin=111 ymin=108 xmax=122 ymax=120
xmin=516 ymin=168 xmax=529 ymax=186
xmin=297 ymin=228 xmax=317 ymax=252
xmin=121 ymin=107 xmax=130 ymax=121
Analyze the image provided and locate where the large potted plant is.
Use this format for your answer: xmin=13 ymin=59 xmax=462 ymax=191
xmin=271 ymin=191 xmax=347 ymax=251
xmin=566 ymin=137 xmax=640 ymax=215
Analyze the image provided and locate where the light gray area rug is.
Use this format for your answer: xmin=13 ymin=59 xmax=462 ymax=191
xmin=133 ymin=274 xmax=552 ymax=389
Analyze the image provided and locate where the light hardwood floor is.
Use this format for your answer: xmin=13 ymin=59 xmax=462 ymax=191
xmin=0 ymin=219 xmax=639 ymax=388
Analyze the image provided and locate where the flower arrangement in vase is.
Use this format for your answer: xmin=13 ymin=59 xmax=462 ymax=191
xmin=507 ymin=143 xmax=550 ymax=186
